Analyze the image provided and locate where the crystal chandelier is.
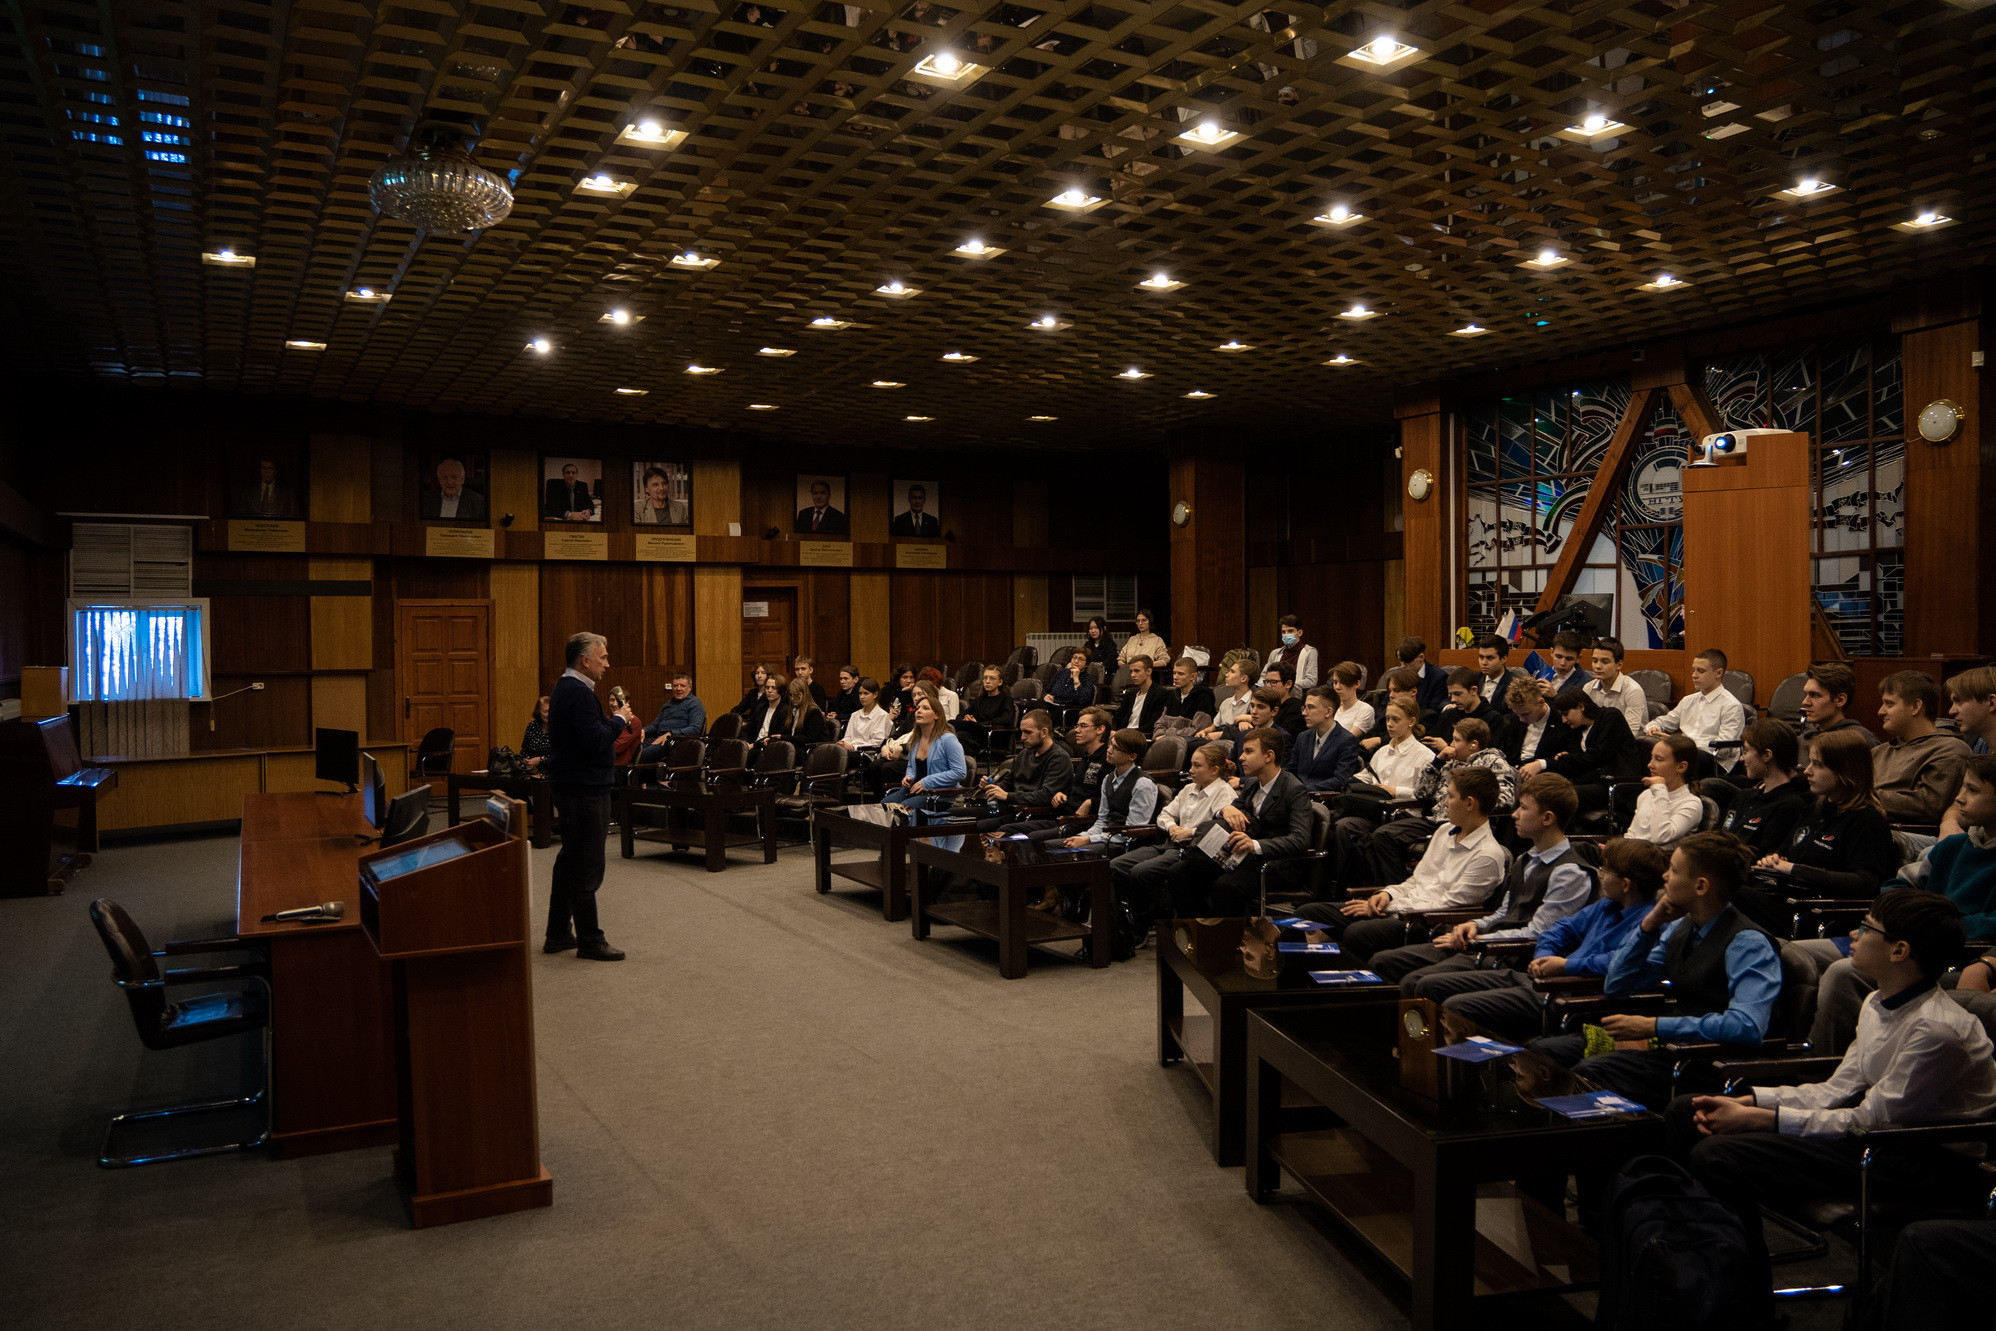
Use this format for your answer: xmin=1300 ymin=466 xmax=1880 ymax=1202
xmin=369 ymin=127 xmax=513 ymax=233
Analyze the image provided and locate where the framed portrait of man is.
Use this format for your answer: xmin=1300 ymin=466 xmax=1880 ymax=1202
xmin=631 ymin=461 xmax=691 ymax=527
xmin=794 ymin=475 xmax=849 ymax=536
xmin=889 ymin=479 xmax=941 ymax=539
xmin=418 ymin=450 xmax=490 ymax=524
xmin=542 ymin=456 xmax=604 ymax=524
xmin=226 ymin=441 xmax=306 ymax=520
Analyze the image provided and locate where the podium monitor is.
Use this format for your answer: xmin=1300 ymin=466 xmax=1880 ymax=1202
xmin=315 ymin=727 xmax=360 ymax=791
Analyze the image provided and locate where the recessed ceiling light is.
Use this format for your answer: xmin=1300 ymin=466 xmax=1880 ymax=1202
xmin=1176 ymin=120 xmax=1240 ymax=149
xmin=747 ymin=403 xmax=779 ymax=410
xmin=1894 ymin=211 xmax=1956 ymax=233
xmin=874 ymin=280 xmax=921 ymax=298
xmin=346 ymin=287 xmax=390 ymax=303
xmin=1214 ymin=340 xmax=1253 ymax=352
xmin=670 ymin=251 xmax=720 ymax=270
xmin=912 ymin=50 xmax=984 ymax=83
xmin=1338 ymin=303 xmax=1379 ymax=320
xmin=1138 ymin=273 xmax=1185 ymax=291
xmin=1561 ymin=114 xmax=1628 ymax=140
xmin=904 ymin=415 xmax=933 ymax=422
xmin=1046 ymin=188 xmax=1104 ymax=212
xmin=201 ymin=248 xmax=255 ymax=267
xmin=1522 ymin=249 xmax=1570 ymax=269
xmin=953 ymin=238 xmax=1006 ymax=258
xmin=1779 ymin=178 xmax=1837 ymax=198
xmin=1345 ymin=35 xmax=1419 ymax=67
xmin=1639 ymin=274 xmax=1690 ymax=291
xmin=1311 ymin=205 xmax=1365 ymax=227
xmin=527 ymin=338 xmax=553 ymax=354
xmin=617 ymin=120 xmax=687 ymax=149
xmin=871 ymin=380 xmax=905 ymax=388
xmin=577 ymin=173 xmax=635 ymax=197
xmin=1027 ymin=315 xmax=1072 ymax=331
xmin=1183 ymin=390 xmax=1215 ymax=399
xmin=284 ymin=338 xmax=326 ymax=350
xmin=615 ymin=387 xmax=649 ymax=395
xmin=1450 ymin=323 xmax=1490 ymax=337
xmin=1028 ymin=415 xmax=1057 ymax=422
xmin=685 ymin=364 xmax=723 ymax=375
xmin=1115 ymin=367 xmax=1151 ymax=380
xmin=1323 ymin=354 xmax=1358 ymax=366
xmin=940 ymin=351 xmax=979 ymax=362
xmin=757 ymin=346 xmax=796 ymax=357
xmin=598 ymin=308 xmax=643 ymax=325
xmin=809 ymin=316 xmax=850 ymax=330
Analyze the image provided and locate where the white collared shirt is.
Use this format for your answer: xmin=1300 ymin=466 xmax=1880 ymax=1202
xmin=1655 ymin=685 xmax=1746 ymax=767
xmin=1586 ymin=673 xmax=1650 ymax=732
xmin=1382 ymin=820 xmax=1511 ymax=913
xmin=1626 ymin=783 xmax=1704 ymax=846
xmin=562 ymin=667 xmax=594 ymax=687
xmin=1365 ymin=734 xmax=1431 ymax=798
xmin=1215 ymin=689 xmax=1252 ymax=728
xmin=843 ymin=706 xmax=891 ymax=749
xmin=1517 ymin=710 xmax=1550 ymax=763
xmin=1155 ymin=776 xmax=1235 ymax=835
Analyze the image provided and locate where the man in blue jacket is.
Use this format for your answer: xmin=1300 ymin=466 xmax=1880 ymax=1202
xmin=1290 ymin=687 xmax=1361 ymax=792
xmin=637 ymin=672 xmax=707 ymax=764
xmin=546 ymin=630 xmax=637 ymax=961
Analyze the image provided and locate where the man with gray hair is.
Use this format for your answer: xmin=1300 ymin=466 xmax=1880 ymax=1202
xmin=546 ymin=630 xmax=636 ymax=960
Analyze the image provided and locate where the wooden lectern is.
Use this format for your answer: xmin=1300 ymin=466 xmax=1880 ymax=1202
xmin=1681 ymin=431 xmax=1813 ymax=710
xmin=359 ymin=798 xmax=552 ymax=1228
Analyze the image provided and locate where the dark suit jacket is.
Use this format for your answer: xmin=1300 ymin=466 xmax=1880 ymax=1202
xmin=1163 ymin=685 xmax=1215 ymax=720
xmin=1218 ymin=769 xmax=1314 ymax=865
xmin=1415 ymin=662 xmax=1451 ymax=715
xmin=547 ymin=674 xmax=630 ymax=790
xmin=1290 ymin=724 xmax=1362 ymax=792
xmin=890 ymin=510 xmax=940 ymax=537
xmin=1117 ymin=687 xmax=1167 ymax=733
xmin=421 ymin=486 xmax=488 ymax=521
xmin=1437 ymin=699 xmax=1510 ymax=750
xmin=544 ymin=478 xmax=595 ymax=519
xmin=1478 ymin=666 xmax=1531 ymax=705
xmin=1547 ymin=707 xmax=1640 ymax=783
xmin=1272 ymin=697 xmax=1305 ymax=736
xmin=795 ymin=505 xmax=849 ymax=535
xmin=1503 ymin=711 xmax=1579 ymax=768
xmin=231 ymin=480 xmax=298 ymax=518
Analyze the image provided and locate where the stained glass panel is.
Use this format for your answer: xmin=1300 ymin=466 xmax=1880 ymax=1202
xmin=1568 ymin=380 xmax=1629 ymax=474
xmin=1818 ymin=340 xmax=1870 ymax=444
xmin=1498 ymin=483 xmax=1537 ymax=563
xmin=1768 ymin=347 xmax=1816 ymax=431
xmin=1532 ymin=391 xmax=1565 ymax=474
xmin=1467 ymin=490 xmax=1498 ymax=570
xmin=1467 ymin=409 xmax=1499 ymax=482
xmin=1819 ymin=441 xmax=1872 ymax=552
xmin=1874 ymin=438 xmax=1905 ymax=549
xmin=1705 ymin=354 xmax=1766 ymax=430
xmin=1875 ymin=548 xmax=1904 ymax=654
xmin=1874 ymin=347 xmax=1903 ymax=437
xmin=1498 ymin=399 xmax=1532 ymax=478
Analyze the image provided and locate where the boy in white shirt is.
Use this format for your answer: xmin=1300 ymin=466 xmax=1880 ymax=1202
xmin=1583 ymin=637 xmax=1650 ymax=733
xmin=1625 ymin=733 xmax=1705 ymax=847
xmin=1646 ymin=647 xmax=1746 ymax=773
xmin=1109 ymin=741 xmax=1236 ymax=905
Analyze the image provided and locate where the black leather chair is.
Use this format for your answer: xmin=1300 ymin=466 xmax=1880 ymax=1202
xmin=89 ymin=898 xmax=270 ymax=1168
xmin=774 ymin=743 xmax=851 ymax=844
xmin=707 ymin=711 xmax=743 ymax=742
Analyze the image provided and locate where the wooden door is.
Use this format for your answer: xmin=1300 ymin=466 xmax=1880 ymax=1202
xmin=741 ymin=587 xmax=797 ymax=690
xmin=397 ymin=601 xmax=492 ymax=780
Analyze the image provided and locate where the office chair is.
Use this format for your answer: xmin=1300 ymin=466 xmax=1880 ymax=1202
xmin=90 ymin=898 xmax=270 ymax=1168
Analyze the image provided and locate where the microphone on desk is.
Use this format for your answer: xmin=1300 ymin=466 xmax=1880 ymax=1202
xmin=263 ymin=901 xmax=346 ymax=924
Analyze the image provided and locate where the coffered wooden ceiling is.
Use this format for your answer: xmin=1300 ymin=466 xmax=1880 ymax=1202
xmin=0 ymin=0 xmax=1988 ymax=449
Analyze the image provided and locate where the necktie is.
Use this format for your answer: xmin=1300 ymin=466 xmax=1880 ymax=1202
xmin=812 ymin=510 xmax=821 ymax=530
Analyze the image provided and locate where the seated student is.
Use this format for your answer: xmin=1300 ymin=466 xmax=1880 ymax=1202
xmin=1435 ymin=835 xmax=1668 ymax=1045
xmin=1161 ymin=727 xmax=1313 ymax=916
xmin=1289 ymin=687 xmax=1363 ymax=793
xmin=884 ymin=664 xmax=919 ymax=733
xmin=1472 ymin=634 xmax=1530 ymax=705
xmin=1507 ymin=676 xmax=1577 ymax=775
xmin=1869 ymin=1217 xmax=1996 ymax=1331
xmin=1433 ymin=667 xmax=1507 ymax=752
xmin=1624 ymin=734 xmax=1705 ymax=847
xmin=1536 ymin=629 xmax=1589 ymax=698
xmin=791 ymin=657 xmax=830 ymax=709
xmin=1873 ymin=669 xmax=1973 ymax=826
xmin=1267 ymin=613 xmax=1320 ymax=690
xmin=880 ymin=692 xmax=964 ymax=822
xmin=1946 ymin=664 xmax=1995 ymax=759
xmin=1116 ymin=608 xmax=1170 ymax=670
xmin=1396 ymin=635 xmax=1452 ymax=716
xmin=783 ymin=679 xmax=836 ymax=748
xmin=1116 ymin=656 xmax=1168 ymax=733
xmin=1045 ymin=646 xmax=1097 ymax=720
xmin=1544 ymin=687 xmax=1639 ymax=812
xmin=826 ymin=666 xmax=864 ymax=724
xmin=1672 ymin=889 xmax=1996 ymax=1328
xmin=1797 ymin=660 xmax=1879 ymax=748
xmin=731 ymin=663 xmax=773 ymax=718
xmin=1532 ymin=831 xmax=1781 ymax=1110
xmin=1081 ymin=617 xmax=1117 ymax=670
xmin=1061 ymin=729 xmax=1157 ymax=851
xmin=839 ymin=677 xmax=893 ymax=757
xmin=1162 ymin=656 xmax=1216 ymax=720
xmin=1644 ymin=647 xmax=1746 ymax=773
xmin=973 ymin=708 xmax=1072 ymax=830
xmin=1320 ymin=701 xmax=1436 ymax=880
xmin=1110 ymin=741 xmax=1236 ymax=908
xmin=1714 ymin=718 xmax=1811 ymax=857
xmin=998 ymin=704 xmax=1113 ymax=839
xmin=521 ymin=695 xmax=552 ymax=769
xmin=744 ymin=673 xmax=791 ymax=747
xmin=1350 ymin=717 xmax=1518 ymax=889
xmin=1226 ymin=687 xmax=1284 ymax=765
xmin=1796 ymin=753 xmax=1996 ymax=1054
xmin=1368 ymin=772 xmax=1596 ymax=985
xmin=1326 ymin=661 xmax=1374 ymax=738
xmin=954 ymin=666 xmax=1015 ymax=752
xmin=1583 ymin=637 xmax=1650 ymax=734
xmin=918 ymin=666 xmax=961 ymax=721
xmin=1259 ymin=662 xmax=1306 ymax=735
xmin=1360 ymin=668 xmax=1441 ymax=753
xmin=1293 ymin=767 xmax=1510 ymax=965
xmin=1197 ymin=658 xmax=1254 ymax=740
xmin=1739 ymin=727 xmax=1900 ymax=933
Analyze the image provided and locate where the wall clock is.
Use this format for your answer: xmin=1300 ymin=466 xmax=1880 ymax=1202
xmin=1407 ymin=468 xmax=1434 ymax=501
xmin=1917 ymin=399 xmax=1963 ymax=444
xmin=1171 ymin=500 xmax=1193 ymax=526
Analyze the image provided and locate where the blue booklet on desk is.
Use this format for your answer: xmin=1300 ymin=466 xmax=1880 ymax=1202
xmin=1278 ymin=941 xmax=1342 ymax=955
xmin=1309 ymin=969 xmax=1384 ymax=986
xmin=1435 ymin=1036 xmax=1523 ymax=1063
xmin=1271 ymin=916 xmax=1339 ymax=931
xmin=1537 ymin=1090 xmax=1645 ymax=1119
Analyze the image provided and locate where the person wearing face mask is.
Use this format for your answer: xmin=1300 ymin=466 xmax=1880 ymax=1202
xmin=1267 ymin=614 xmax=1318 ymax=691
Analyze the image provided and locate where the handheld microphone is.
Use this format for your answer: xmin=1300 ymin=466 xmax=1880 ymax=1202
xmin=263 ymin=901 xmax=346 ymax=924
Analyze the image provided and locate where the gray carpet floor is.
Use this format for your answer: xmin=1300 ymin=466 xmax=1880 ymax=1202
xmin=2 ymin=827 xmax=1854 ymax=1330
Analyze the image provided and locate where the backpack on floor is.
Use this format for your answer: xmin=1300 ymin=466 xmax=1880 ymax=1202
xmin=1595 ymin=1155 xmax=1758 ymax=1331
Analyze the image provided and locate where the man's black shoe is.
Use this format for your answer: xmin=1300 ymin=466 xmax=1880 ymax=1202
xmin=576 ymin=940 xmax=626 ymax=962
xmin=542 ymin=934 xmax=577 ymax=954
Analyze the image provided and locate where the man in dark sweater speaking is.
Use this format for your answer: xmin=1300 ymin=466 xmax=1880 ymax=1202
xmin=546 ymin=630 xmax=638 ymax=961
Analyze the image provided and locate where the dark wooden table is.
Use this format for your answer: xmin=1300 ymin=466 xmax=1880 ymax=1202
xmin=811 ymin=804 xmax=985 ymax=921
xmin=1244 ymin=1003 xmax=1663 ymax=1331
xmin=1159 ymin=916 xmax=1402 ymax=1166
xmin=614 ymin=782 xmax=776 ymax=872
xmin=447 ymin=771 xmax=554 ymax=848
xmin=908 ymin=834 xmax=1113 ymax=978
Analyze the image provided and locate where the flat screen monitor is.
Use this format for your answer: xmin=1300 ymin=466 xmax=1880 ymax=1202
xmin=367 ymin=834 xmax=475 ymax=882
xmin=315 ymin=727 xmax=360 ymax=789
xmin=380 ymin=786 xmax=431 ymax=848
xmin=360 ymin=751 xmax=386 ymax=830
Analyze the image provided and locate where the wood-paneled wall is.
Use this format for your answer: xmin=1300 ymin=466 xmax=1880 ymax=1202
xmin=889 ymin=573 xmax=1018 ymax=668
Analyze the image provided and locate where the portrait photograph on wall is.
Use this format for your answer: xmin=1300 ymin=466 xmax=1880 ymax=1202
xmin=889 ymin=478 xmax=942 ymax=539
xmin=418 ymin=450 xmax=490 ymax=524
xmin=794 ymin=474 xmax=849 ymax=535
xmin=543 ymin=456 xmax=605 ymax=524
xmin=631 ymin=460 xmax=691 ymax=526
xmin=225 ymin=440 xmax=307 ymax=519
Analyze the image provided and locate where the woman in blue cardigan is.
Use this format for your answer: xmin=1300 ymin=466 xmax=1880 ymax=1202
xmin=883 ymin=690 xmax=966 ymax=846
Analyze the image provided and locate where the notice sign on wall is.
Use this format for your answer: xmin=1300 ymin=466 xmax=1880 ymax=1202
xmin=798 ymin=540 xmax=852 ymax=567
xmin=543 ymin=529 xmax=608 ymax=561
xmin=227 ymin=519 xmax=306 ymax=553
xmin=635 ymin=533 xmax=697 ymax=562
xmin=743 ymin=601 xmax=770 ymax=619
xmin=425 ymin=526 xmax=496 ymax=559
xmin=895 ymin=543 xmax=947 ymax=569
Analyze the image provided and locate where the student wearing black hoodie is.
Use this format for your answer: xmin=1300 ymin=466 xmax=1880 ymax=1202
xmin=1713 ymin=718 xmax=1811 ymax=857
xmin=1737 ymin=726 xmax=1899 ymax=933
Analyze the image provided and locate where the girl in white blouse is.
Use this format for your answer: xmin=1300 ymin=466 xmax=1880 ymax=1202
xmin=1359 ymin=701 xmax=1432 ymax=799
xmin=1328 ymin=661 xmax=1375 ymax=737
